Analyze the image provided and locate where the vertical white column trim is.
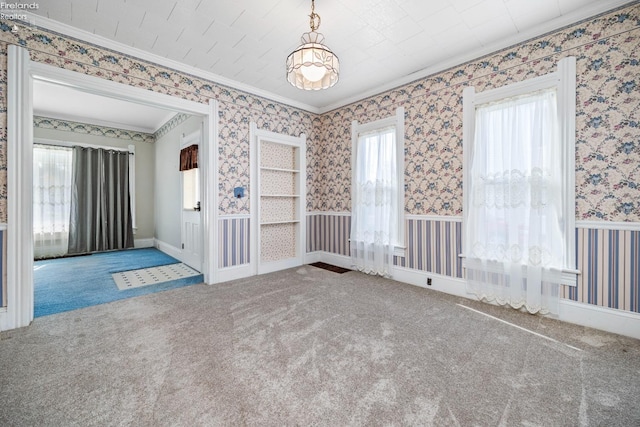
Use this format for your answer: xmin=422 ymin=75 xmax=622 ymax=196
xmin=249 ymin=122 xmax=258 ymax=276
xmin=396 ymin=106 xmax=405 ymax=247
xmin=462 ymin=86 xmax=475 ymax=263
xmin=204 ymin=99 xmax=218 ymax=284
xmin=558 ymin=56 xmax=577 ymax=269
xmin=2 ymin=45 xmax=34 ymax=330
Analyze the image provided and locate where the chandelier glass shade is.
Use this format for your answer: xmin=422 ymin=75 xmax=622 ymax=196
xmin=286 ymin=1 xmax=339 ymax=90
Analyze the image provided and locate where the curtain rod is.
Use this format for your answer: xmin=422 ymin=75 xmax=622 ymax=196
xmin=34 ymin=139 xmax=134 ymax=155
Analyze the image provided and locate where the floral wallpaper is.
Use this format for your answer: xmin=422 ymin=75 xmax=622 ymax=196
xmin=0 ymin=22 xmax=317 ymax=221
xmin=218 ymin=102 xmax=313 ymax=214
xmin=314 ymin=3 xmax=640 ymax=222
xmin=0 ymin=3 xmax=636 ymax=223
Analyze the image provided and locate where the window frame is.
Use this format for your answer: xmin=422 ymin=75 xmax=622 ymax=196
xmin=462 ymin=57 xmax=578 ymax=286
xmin=33 ymin=138 xmax=137 ymax=233
xmin=351 ymin=106 xmax=405 ymax=254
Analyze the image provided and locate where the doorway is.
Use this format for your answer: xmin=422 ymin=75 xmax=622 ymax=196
xmin=3 ymin=45 xmax=218 ymax=330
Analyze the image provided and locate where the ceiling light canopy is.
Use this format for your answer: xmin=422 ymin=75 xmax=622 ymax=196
xmin=286 ymin=0 xmax=339 ymax=90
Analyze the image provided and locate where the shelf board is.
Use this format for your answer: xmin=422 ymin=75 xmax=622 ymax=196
xmin=261 ymin=194 xmax=300 ymax=198
xmin=260 ymin=166 xmax=299 ymax=173
xmin=260 ymin=220 xmax=301 ymax=225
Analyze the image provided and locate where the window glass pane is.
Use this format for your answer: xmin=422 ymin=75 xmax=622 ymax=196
xmin=183 ymin=168 xmax=199 ymax=209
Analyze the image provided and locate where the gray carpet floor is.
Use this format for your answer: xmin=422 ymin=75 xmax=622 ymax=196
xmin=1 ymin=266 xmax=638 ymax=426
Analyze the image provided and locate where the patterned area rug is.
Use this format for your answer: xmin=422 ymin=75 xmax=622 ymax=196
xmin=113 ymin=263 xmax=201 ymax=290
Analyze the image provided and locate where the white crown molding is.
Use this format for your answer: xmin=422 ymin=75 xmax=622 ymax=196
xmin=22 ymin=12 xmax=321 ymax=115
xmin=318 ymin=0 xmax=635 ymax=114
xmin=22 ymin=1 xmax=633 ymax=116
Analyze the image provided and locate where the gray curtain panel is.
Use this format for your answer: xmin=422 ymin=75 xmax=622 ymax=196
xmin=68 ymin=147 xmax=134 ymax=254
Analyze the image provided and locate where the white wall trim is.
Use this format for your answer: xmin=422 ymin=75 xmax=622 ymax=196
xmin=1 ymin=45 xmax=34 ymax=331
xmin=1 ymin=48 xmax=218 ymax=332
xmin=217 ymin=264 xmax=253 ymax=284
xmin=250 ymin=123 xmax=306 ymax=276
xmin=318 ymin=1 xmax=631 ymax=114
xmin=317 ymin=252 xmax=353 ymax=270
xmin=559 ymin=299 xmax=640 ymax=340
xmin=404 ymin=215 xmax=463 ymax=222
xmin=575 ymin=220 xmax=640 ymax=231
xmin=306 ymin=211 xmax=351 ymax=217
xmin=219 ymin=214 xmax=251 ymax=220
xmin=391 ymin=266 xmax=470 ymax=298
xmin=23 ymin=12 xmax=319 ymax=115
xmin=203 ymin=99 xmax=219 ymax=285
xmin=134 ymin=238 xmax=155 ymax=248
xmin=309 ymin=250 xmax=639 ymax=340
xmin=154 ymin=239 xmax=182 ymax=263
xmin=304 ymin=251 xmax=323 ymax=265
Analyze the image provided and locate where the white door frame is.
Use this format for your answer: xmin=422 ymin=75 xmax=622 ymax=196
xmin=180 ymin=128 xmax=204 ymax=272
xmin=2 ymin=45 xmax=219 ymax=331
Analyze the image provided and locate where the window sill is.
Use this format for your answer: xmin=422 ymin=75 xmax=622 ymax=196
xmin=459 ymin=254 xmax=580 ymax=287
xmin=393 ymin=245 xmax=406 ymax=257
xmin=347 ymin=239 xmax=406 ymax=257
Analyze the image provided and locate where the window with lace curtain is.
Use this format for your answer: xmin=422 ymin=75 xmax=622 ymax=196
xmin=462 ymin=57 xmax=577 ymax=315
xmin=33 ymin=144 xmax=73 ymax=259
xmin=350 ymin=107 xmax=404 ymax=276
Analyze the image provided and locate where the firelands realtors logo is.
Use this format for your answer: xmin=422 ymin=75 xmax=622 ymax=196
xmin=1 ymin=2 xmax=39 ymax=32
xmin=1 ymin=2 xmax=38 ymax=19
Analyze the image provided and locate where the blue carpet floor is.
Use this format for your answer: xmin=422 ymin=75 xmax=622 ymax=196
xmin=34 ymin=248 xmax=204 ymax=317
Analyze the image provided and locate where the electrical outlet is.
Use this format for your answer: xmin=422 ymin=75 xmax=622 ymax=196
xmin=427 ymin=277 xmax=432 ymax=286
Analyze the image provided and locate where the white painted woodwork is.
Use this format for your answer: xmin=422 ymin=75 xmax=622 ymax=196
xmin=250 ymin=123 xmax=306 ymax=275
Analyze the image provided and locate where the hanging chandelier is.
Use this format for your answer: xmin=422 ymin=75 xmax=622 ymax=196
xmin=286 ymin=0 xmax=339 ymax=90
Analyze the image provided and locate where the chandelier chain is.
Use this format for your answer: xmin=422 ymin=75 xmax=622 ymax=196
xmin=309 ymin=0 xmax=321 ymax=32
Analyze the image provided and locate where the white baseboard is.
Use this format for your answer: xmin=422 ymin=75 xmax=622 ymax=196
xmin=312 ymin=251 xmax=640 ymax=340
xmin=154 ymin=239 xmax=182 ymax=261
xmin=134 ymin=238 xmax=154 ymax=248
xmin=315 ymin=252 xmax=353 ymax=270
xmin=217 ymin=264 xmax=253 ymax=283
xmin=559 ymin=299 xmax=640 ymax=340
xmin=304 ymin=251 xmax=322 ymax=264
xmin=259 ymin=258 xmax=304 ymax=275
xmin=391 ymin=266 xmax=470 ymax=298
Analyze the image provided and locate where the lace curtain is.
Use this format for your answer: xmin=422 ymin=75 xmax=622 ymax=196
xmin=350 ymin=127 xmax=398 ymax=276
xmin=33 ymin=144 xmax=73 ymax=259
xmin=465 ymin=89 xmax=563 ymax=314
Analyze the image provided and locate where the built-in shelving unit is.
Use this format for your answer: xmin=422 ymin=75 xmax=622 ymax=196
xmin=251 ymin=123 xmax=306 ymax=275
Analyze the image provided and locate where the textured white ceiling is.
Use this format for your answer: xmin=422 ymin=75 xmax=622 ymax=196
xmin=33 ymin=80 xmax=178 ymax=133
xmin=25 ymin=0 xmax=631 ymax=114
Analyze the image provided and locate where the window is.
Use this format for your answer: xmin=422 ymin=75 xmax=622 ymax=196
xmin=350 ymin=107 xmax=404 ymax=275
xmin=462 ymin=57 xmax=576 ymax=314
xmin=182 ymin=168 xmax=199 ymax=210
xmin=33 ymin=144 xmax=73 ymax=259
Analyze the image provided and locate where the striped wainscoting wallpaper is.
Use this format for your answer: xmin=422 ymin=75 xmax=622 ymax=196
xmin=1 ymin=227 xmax=5 ymax=308
xmin=218 ymin=216 xmax=250 ymax=268
xmin=306 ymin=213 xmax=351 ymax=256
xmin=394 ymin=217 xmax=463 ymax=278
xmin=563 ymin=227 xmax=640 ymax=313
xmin=306 ymin=214 xmax=463 ymax=278
xmin=301 ymin=215 xmax=640 ymax=315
